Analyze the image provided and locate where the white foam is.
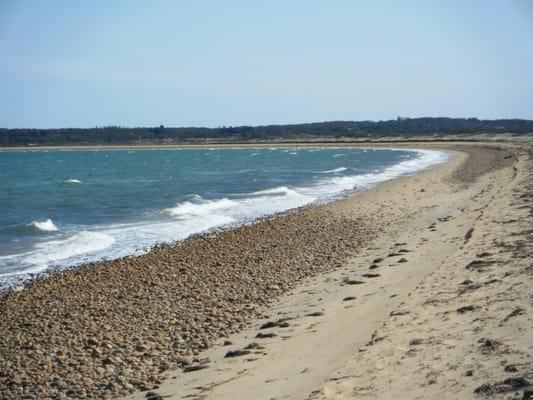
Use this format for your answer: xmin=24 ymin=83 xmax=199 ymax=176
xmin=23 ymin=231 xmax=115 ymax=265
xmin=28 ymin=219 xmax=58 ymax=232
xmin=0 ymin=231 xmax=117 ymax=277
xmin=64 ymin=178 xmax=81 ymax=184
xmin=319 ymin=167 xmax=347 ymax=174
xmin=233 ymin=186 xmax=316 ymax=219
xmin=332 ymin=153 xmax=345 ymax=158
xmin=252 ymin=186 xmax=298 ymax=196
xmin=307 ymin=149 xmax=448 ymax=197
xmin=164 ymin=198 xmax=237 ymax=217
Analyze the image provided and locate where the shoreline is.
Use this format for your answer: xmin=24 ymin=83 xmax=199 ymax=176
xmin=0 ymin=142 xmax=528 ymax=400
xmin=0 ymin=146 xmax=446 ymax=291
xmin=0 ymin=135 xmax=530 ymax=151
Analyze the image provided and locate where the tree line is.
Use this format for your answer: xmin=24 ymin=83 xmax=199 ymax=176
xmin=1 ymin=117 xmax=532 ymax=146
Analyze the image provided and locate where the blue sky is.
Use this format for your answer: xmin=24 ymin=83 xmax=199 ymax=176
xmin=0 ymin=0 xmax=532 ymax=128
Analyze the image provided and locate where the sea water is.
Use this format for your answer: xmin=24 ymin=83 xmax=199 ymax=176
xmin=0 ymin=147 xmax=447 ymax=287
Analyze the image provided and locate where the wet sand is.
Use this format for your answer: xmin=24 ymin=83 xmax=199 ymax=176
xmin=0 ymin=142 xmax=530 ymax=399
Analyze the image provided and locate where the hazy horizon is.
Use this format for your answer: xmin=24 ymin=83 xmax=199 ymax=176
xmin=1 ymin=1 xmax=532 ymax=128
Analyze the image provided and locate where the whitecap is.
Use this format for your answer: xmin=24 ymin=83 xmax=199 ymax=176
xmin=27 ymin=219 xmax=58 ymax=232
xmin=251 ymin=186 xmax=298 ymax=196
xmin=64 ymin=178 xmax=81 ymax=184
xmin=318 ymin=167 xmax=347 ymax=174
xmin=163 ymin=198 xmax=237 ymax=218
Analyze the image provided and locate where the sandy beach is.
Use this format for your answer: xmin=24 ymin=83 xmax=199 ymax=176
xmin=0 ymin=142 xmax=531 ymax=399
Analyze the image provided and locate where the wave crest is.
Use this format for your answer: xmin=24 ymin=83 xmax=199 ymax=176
xmin=163 ymin=198 xmax=237 ymax=217
xmin=251 ymin=186 xmax=299 ymax=197
xmin=319 ymin=167 xmax=347 ymax=174
xmin=24 ymin=231 xmax=115 ymax=265
xmin=28 ymin=219 xmax=58 ymax=232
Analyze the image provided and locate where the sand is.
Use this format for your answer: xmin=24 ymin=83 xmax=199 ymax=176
xmin=0 ymin=142 xmax=530 ymax=399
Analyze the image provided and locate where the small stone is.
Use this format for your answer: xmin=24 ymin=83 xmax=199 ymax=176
xmin=260 ymin=319 xmax=290 ymax=329
xmin=82 ymin=377 xmax=94 ymax=386
xmin=136 ymin=343 xmax=149 ymax=352
xmin=225 ymin=349 xmax=251 ymax=358
xmin=183 ymin=364 xmax=208 ymax=373
xmin=342 ymin=278 xmax=365 ymax=285
xmin=244 ymin=342 xmax=263 ymax=350
xmin=306 ymin=311 xmax=324 ymax=317
xmin=255 ymin=332 xmax=277 ymax=339
xmin=102 ymin=357 xmax=115 ymax=365
xmin=176 ymin=356 xmax=193 ymax=366
xmin=504 ymin=364 xmax=518 ymax=373
xmin=457 ymin=305 xmax=477 ymax=313
xmin=145 ymin=390 xmax=163 ymax=399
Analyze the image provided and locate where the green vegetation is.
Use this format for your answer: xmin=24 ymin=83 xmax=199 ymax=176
xmin=1 ymin=117 xmax=532 ymax=146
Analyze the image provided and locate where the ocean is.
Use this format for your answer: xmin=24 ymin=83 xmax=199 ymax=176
xmin=0 ymin=147 xmax=447 ymax=288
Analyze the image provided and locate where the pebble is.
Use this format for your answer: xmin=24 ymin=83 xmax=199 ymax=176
xmin=0 ymin=198 xmax=380 ymax=398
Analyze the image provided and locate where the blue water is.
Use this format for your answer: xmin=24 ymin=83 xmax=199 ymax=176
xmin=0 ymin=147 xmax=446 ymax=287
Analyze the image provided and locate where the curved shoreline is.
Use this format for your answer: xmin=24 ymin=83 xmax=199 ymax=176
xmin=0 ymin=147 xmax=447 ymax=290
xmin=135 ymin=142 xmax=529 ymax=400
xmin=0 ymin=143 xmax=519 ymax=399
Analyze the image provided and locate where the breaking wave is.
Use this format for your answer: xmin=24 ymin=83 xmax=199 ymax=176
xmin=27 ymin=219 xmax=58 ymax=232
xmin=319 ymin=167 xmax=347 ymax=174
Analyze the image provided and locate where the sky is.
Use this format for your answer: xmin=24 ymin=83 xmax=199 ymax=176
xmin=0 ymin=0 xmax=532 ymax=128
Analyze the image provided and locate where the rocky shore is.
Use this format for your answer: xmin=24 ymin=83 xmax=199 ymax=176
xmin=0 ymin=143 xmax=518 ymax=399
xmin=1 ymin=195 xmax=381 ymax=399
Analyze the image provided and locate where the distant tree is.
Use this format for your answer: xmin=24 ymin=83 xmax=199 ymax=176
xmin=1 ymin=118 xmax=532 ymax=146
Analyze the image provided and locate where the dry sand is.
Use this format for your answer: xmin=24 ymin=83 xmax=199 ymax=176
xmin=1 ymin=142 xmax=530 ymax=400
